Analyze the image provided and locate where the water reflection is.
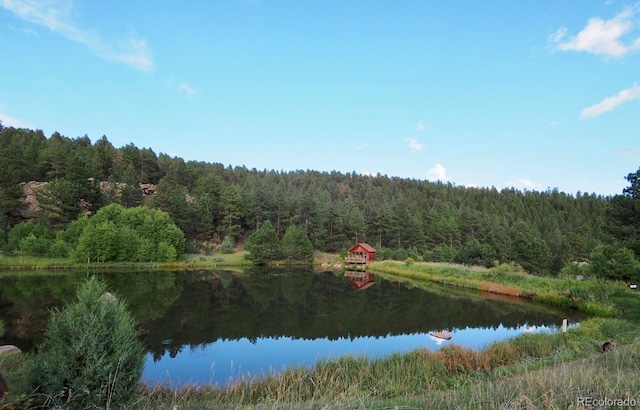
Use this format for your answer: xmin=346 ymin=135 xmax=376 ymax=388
xmin=345 ymin=270 xmax=376 ymax=290
xmin=136 ymin=269 xmax=579 ymax=388
xmin=144 ymin=323 xmax=560 ymax=388
xmin=0 ymin=268 xmax=583 ymax=389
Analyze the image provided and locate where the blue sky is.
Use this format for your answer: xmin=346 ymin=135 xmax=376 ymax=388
xmin=1 ymin=1 xmax=639 ymax=196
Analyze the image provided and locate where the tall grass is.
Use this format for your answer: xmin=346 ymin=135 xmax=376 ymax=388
xmin=0 ymin=251 xmax=253 ymax=271
xmin=372 ymin=260 xmax=640 ymax=319
xmin=410 ymin=339 xmax=640 ymax=410
xmin=125 ymin=317 xmax=640 ymax=409
xmin=478 ymin=281 xmax=521 ymax=297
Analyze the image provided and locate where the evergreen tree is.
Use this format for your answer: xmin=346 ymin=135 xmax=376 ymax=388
xmin=281 ymin=224 xmax=314 ymax=261
xmin=588 ymin=244 xmax=639 ymax=282
xmin=0 ymin=127 xmax=30 ymax=220
xmin=41 ymin=132 xmax=73 ymax=180
xmin=510 ymin=221 xmax=552 ymax=274
xmin=219 ymin=184 xmax=245 ymax=238
xmin=245 ymin=220 xmax=280 ymax=264
xmin=608 ymin=167 xmax=640 ymax=256
xmin=91 ymin=135 xmax=116 ymax=181
xmin=148 ymin=179 xmax=191 ymax=237
xmin=116 ymin=163 xmax=143 ymax=207
xmin=220 ymin=235 xmax=235 ymax=254
xmin=28 ymin=277 xmax=145 ymax=409
xmin=140 ymin=148 xmax=163 ymax=183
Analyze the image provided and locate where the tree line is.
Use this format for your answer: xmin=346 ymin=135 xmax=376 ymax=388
xmin=0 ymin=123 xmax=639 ymax=279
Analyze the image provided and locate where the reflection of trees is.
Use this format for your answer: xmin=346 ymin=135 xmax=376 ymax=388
xmin=0 ymin=269 xmax=584 ymax=362
xmin=0 ymin=270 xmax=185 ymax=350
xmin=142 ymin=269 xmax=583 ymax=360
xmin=0 ymin=271 xmax=83 ymax=348
xmin=0 ymin=272 xmax=81 ymax=306
xmin=100 ymin=270 xmax=183 ymax=323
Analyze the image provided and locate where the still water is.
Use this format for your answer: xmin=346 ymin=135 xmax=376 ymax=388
xmin=0 ymin=268 xmax=582 ymax=388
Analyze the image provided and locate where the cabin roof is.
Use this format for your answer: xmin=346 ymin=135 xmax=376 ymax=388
xmin=349 ymin=243 xmax=376 ymax=253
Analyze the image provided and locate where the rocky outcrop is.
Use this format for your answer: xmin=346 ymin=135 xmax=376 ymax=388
xmin=140 ymin=183 xmax=156 ymax=196
xmin=20 ymin=181 xmax=48 ymax=218
xmin=18 ymin=181 xmax=159 ymax=221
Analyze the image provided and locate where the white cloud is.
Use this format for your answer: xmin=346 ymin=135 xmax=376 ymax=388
xmin=580 ymin=84 xmax=640 ymax=118
xmin=178 ymin=83 xmax=199 ymax=98
xmin=404 ymin=138 xmax=425 ymax=153
xmin=507 ymin=178 xmax=541 ymax=190
xmin=18 ymin=26 xmax=38 ymax=36
xmin=615 ymin=148 xmax=639 ymax=158
xmin=107 ymin=37 xmax=154 ymax=73
xmin=518 ymin=179 xmax=537 ymax=189
xmin=426 ymin=164 xmax=447 ymax=181
xmin=0 ymin=111 xmax=31 ymax=128
xmin=0 ymin=0 xmax=154 ymax=72
xmin=416 ymin=120 xmax=426 ymax=131
xmin=550 ymin=8 xmax=640 ymax=57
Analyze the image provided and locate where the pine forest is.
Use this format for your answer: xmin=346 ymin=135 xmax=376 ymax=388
xmin=1 ymin=124 xmax=639 ymax=281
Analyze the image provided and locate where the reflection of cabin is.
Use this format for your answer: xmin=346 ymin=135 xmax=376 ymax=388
xmin=345 ymin=271 xmax=376 ymax=290
xmin=345 ymin=243 xmax=376 ymax=265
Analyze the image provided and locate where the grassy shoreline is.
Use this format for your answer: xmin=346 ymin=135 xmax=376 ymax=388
xmin=0 ymin=252 xmax=254 ymax=271
xmin=2 ymin=259 xmax=640 ymax=408
xmin=0 ymin=251 xmax=342 ymax=272
xmin=371 ymin=260 xmax=639 ymax=320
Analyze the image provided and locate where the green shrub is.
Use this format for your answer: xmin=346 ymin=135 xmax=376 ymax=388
xmin=220 ymin=235 xmax=236 ymax=254
xmin=27 ymin=277 xmax=145 ymax=409
xmin=579 ymin=300 xmax=616 ymax=317
xmin=48 ymin=238 xmax=72 ymax=258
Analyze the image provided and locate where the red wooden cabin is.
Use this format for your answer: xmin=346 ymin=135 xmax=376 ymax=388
xmin=346 ymin=243 xmax=376 ymax=263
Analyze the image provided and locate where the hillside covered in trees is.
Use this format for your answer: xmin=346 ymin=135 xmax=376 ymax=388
xmin=1 ymin=123 xmax=639 ymax=279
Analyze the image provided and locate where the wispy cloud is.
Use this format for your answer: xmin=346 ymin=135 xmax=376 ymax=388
xmin=404 ymin=138 xmax=425 ymax=153
xmin=426 ymin=164 xmax=447 ymax=181
xmin=507 ymin=178 xmax=540 ymax=191
xmin=615 ymin=147 xmax=639 ymax=158
xmin=178 ymin=83 xmax=199 ymax=99
xmin=550 ymin=8 xmax=640 ymax=57
xmin=416 ymin=120 xmax=426 ymax=131
xmin=580 ymin=84 xmax=640 ymax=119
xmin=0 ymin=0 xmax=154 ymax=72
xmin=0 ymin=110 xmax=32 ymax=128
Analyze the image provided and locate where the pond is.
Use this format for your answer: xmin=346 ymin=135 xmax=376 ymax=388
xmin=0 ymin=268 xmax=583 ymax=389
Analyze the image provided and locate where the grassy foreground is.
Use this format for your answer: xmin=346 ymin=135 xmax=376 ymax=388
xmin=4 ymin=317 xmax=635 ymax=409
xmin=2 ymin=260 xmax=640 ymax=409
